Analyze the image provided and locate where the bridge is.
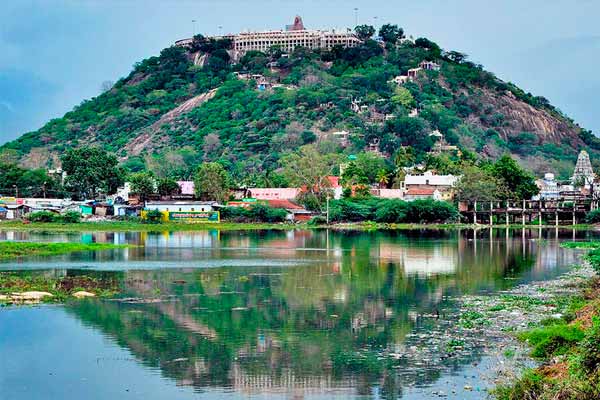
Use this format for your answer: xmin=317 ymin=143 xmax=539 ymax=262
xmin=458 ymin=198 xmax=597 ymax=226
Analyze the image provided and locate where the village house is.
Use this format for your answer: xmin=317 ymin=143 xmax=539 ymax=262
xmin=266 ymin=199 xmax=313 ymax=222
xmin=248 ymin=188 xmax=300 ymax=200
xmin=419 ymin=60 xmax=441 ymax=71
xmin=407 ymin=67 xmax=422 ymax=80
xmin=144 ymin=201 xmax=221 ymax=223
xmin=404 ymin=188 xmax=443 ymax=201
xmin=403 ymin=171 xmax=458 ymax=201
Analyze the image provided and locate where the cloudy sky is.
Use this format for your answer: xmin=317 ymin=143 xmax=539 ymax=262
xmin=1 ymin=0 xmax=599 ymax=144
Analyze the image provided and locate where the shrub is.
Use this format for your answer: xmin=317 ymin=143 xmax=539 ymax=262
xmin=375 ymin=200 xmax=408 ymax=223
xmin=518 ymin=324 xmax=585 ymax=359
xmin=492 ymin=370 xmax=545 ymax=400
xmin=144 ymin=209 xmax=164 ymax=224
xmin=308 ymin=215 xmax=327 ymax=226
xmin=58 ymin=211 xmax=81 ymax=223
xmin=578 ymin=317 xmax=600 ymax=372
xmin=585 ymin=209 xmax=600 ymax=224
xmin=27 ymin=211 xmax=58 ymax=223
xmin=220 ymin=205 xmax=288 ymax=223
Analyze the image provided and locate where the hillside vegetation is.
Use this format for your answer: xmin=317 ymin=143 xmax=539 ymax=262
xmin=2 ymin=28 xmax=597 ymax=183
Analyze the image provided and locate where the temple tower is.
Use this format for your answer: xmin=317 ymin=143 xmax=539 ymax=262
xmin=571 ymin=150 xmax=595 ymax=187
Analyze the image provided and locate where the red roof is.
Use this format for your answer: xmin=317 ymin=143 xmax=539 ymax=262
xmin=327 ymin=176 xmax=341 ymax=188
xmin=406 ymin=188 xmax=436 ymax=195
xmin=267 ymin=199 xmax=304 ymax=210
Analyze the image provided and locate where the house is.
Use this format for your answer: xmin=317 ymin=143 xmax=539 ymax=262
xmin=266 ymin=199 xmax=313 ymax=222
xmin=404 ymin=188 xmax=442 ymax=201
xmin=4 ymin=204 xmax=24 ymax=220
xmin=389 ymin=75 xmax=409 ymax=85
xmin=403 ymin=171 xmax=458 ymax=200
xmin=114 ymin=204 xmax=142 ymax=217
xmin=145 ymin=201 xmax=218 ymax=213
xmin=419 ymin=60 xmax=441 ymax=71
xmin=248 ymin=188 xmax=300 ymax=200
xmin=327 ymin=176 xmax=343 ymax=200
xmin=371 ymin=189 xmax=405 ymax=199
xmin=331 ymin=130 xmax=350 ymax=147
xmin=143 ymin=201 xmax=220 ymax=223
xmin=407 ymin=67 xmax=422 ymax=80
xmin=177 ymin=181 xmax=195 ymax=196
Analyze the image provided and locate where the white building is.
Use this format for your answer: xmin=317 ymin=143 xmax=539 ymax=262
xmin=144 ymin=201 xmax=218 ymax=213
xmin=176 ymin=16 xmax=361 ymax=57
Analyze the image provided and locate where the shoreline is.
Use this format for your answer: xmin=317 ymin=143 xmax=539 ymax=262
xmin=0 ymin=220 xmax=595 ymax=233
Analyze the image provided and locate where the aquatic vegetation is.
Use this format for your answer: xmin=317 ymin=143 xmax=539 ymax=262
xmin=518 ymin=323 xmax=584 ymax=359
xmin=0 ymin=270 xmax=122 ymax=304
xmin=0 ymin=241 xmax=128 ymax=260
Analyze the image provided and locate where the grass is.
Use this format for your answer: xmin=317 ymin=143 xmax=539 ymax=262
xmin=0 ymin=270 xmax=121 ymax=303
xmin=0 ymin=241 xmax=129 ymax=261
xmin=493 ymin=244 xmax=600 ymax=399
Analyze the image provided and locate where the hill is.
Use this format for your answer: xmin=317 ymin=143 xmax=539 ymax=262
xmin=2 ymin=26 xmax=598 ymax=183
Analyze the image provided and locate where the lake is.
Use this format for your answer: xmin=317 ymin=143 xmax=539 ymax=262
xmin=0 ymin=228 xmax=595 ymax=399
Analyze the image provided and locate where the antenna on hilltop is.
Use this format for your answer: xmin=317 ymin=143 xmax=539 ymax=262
xmin=191 ymin=19 xmax=197 ymax=36
xmin=354 ymin=8 xmax=359 ymax=27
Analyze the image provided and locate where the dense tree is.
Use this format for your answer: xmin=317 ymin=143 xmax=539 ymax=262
xmin=129 ymin=172 xmax=156 ymax=201
xmin=194 ymin=162 xmax=231 ymax=203
xmin=354 ymin=25 xmax=376 ymax=41
xmin=341 ymin=152 xmax=389 ymax=186
xmin=280 ymin=145 xmax=340 ymax=210
xmin=61 ymin=147 xmax=124 ymax=199
xmin=378 ymin=24 xmax=404 ymax=44
xmin=157 ymin=177 xmax=181 ymax=196
xmin=0 ymin=163 xmax=62 ymax=198
xmin=489 ymin=155 xmax=539 ymax=200
xmin=453 ymin=166 xmax=510 ymax=201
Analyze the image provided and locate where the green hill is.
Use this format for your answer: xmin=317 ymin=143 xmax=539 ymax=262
xmin=2 ymin=30 xmax=598 ymax=183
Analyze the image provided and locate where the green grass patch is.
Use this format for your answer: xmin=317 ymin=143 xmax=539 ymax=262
xmin=0 ymin=241 xmax=129 ymax=261
xmin=518 ymin=324 xmax=585 ymax=359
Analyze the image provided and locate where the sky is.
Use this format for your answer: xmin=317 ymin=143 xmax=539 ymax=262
xmin=1 ymin=0 xmax=600 ymax=144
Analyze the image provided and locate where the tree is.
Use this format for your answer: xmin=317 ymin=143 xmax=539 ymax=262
xmin=391 ymin=86 xmax=415 ymax=108
xmin=280 ymin=145 xmax=340 ymax=210
xmin=454 ymin=166 xmax=510 ymax=202
xmin=446 ymin=51 xmax=467 ymax=63
xmin=490 ymin=155 xmax=539 ymax=200
xmin=61 ymin=147 xmax=124 ymax=199
xmin=193 ymin=162 xmax=231 ymax=203
xmin=129 ymin=172 xmax=156 ymax=201
xmin=157 ymin=177 xmax=181 ymax=196
xmin=342 ymin=152 xmax=388 ymax=186
xmin=354 ymin=25 xmax=376 ymax=41
xmin=378 ymin=24 xmax=403 ymax=44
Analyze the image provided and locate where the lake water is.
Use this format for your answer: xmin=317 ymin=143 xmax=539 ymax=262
xmin=0 ymin=228 xmax=596 ymax=399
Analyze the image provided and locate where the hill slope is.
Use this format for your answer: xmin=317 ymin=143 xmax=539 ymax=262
xmin=2 ymin=35 xmax=598 ymax=182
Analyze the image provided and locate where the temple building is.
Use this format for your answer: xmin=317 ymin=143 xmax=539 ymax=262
xmin=571 ymin=150 xmax=596 ymax=188
xmin=176 ymin=16 xmax=361 ymax=56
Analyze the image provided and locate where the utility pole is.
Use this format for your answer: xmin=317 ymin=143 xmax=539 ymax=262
xmin=43 ymin=181 xmax=47 ymax=199
xmin=354 ymin=8 xmax=359 ymax=27
xmin=13 ymin=185 xmax=18 ymax=199
xmin=192 ymin=19 xmax=197 ymax=37
xmin=326 ymin=195 xmax=330 ymax=225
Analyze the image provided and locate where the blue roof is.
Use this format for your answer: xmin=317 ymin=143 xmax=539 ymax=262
xmin=0 ymin=207 xmax=7 ymax=212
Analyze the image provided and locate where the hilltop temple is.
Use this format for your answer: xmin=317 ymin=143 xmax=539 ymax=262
xmin=571 ymin=150 xmax=596 ymax=188
xmin=176 ymin=16 xmax=361 ymax=55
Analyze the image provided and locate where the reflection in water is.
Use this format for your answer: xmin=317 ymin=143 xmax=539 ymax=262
xmin=0 ymin=228 xmax=594 ymax=399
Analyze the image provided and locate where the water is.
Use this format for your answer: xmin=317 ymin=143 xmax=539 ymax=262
xmin=0 ymin=228 xmax=595 ymax=399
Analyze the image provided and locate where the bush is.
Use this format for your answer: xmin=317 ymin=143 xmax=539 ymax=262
xmin=518 ymin=324 xmax=585 ymax=359
xmin=586 ymin=209 xmax=600 ymax=224
xmin=220 ymin=205 xmax=288 ymax=223
xmin=330 ymin=198 xmax=458 ymax=224
xmin=144 ymin=209 xmax=164 ymax=224
xmin=59 ymin=211 xmax=81 ymax=223
xmin=578 ymin=317 xmax=600 ymax=372
xmin=308 ymin=215 xmax=327 ymax=226
xmin=27 ymin=211 xmax=59 ymax=223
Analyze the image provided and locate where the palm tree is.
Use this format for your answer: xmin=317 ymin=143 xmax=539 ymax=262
xmin=377 ymin=169 xmax=389 ymax=188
